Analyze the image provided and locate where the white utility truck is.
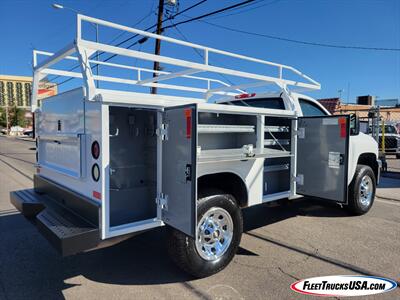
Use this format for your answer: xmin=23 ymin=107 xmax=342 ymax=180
xmin=11 ymin=15 xmax=380 ymax=278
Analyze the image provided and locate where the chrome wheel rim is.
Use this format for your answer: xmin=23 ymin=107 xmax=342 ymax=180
xmin=359 ymin=175 xmax=373 ymax=207
xmin=195 ymin=207 xmax=234 ymax=261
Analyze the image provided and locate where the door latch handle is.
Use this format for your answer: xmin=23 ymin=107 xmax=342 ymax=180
xmin=340 ymin=154 xmax=345 ymax=165
xmin=185 ymin=164 xmax=192 ymax=182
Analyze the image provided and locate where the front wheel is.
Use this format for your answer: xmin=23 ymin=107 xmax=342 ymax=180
xmin=347 ymin=165 xmax=376 ymax=215
xmin=396 ymin=154 xmax=400 ymax=159
xmin=166 ymin=191 xmax=243 ymax=278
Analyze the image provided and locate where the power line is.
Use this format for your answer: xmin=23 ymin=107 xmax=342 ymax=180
xmin=54 ymin=0 xmax=258 ymax=88
xmin=105 ymin=0 xmax=208 ymax=53
xmin=202 ymin=0 xmax=265 ymax=18
xmin=205 ymin=0 xmax=281 ymax=20
xmin=169 ymin=20 xmax=237 ymax=87
xmin=48 ymin=11 xmax=154 ymax=83
xmin=161 ymin=0 xmax=258 ymax=29
xmin=53 ymin=0 xmax=209 ymax=87
xmin=195 ymin=19 xmax=400 ymax=52
xmin=107 ymin=5 xmax=155 ymax=45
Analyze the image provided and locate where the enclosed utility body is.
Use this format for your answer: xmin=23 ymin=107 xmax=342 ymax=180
xmin=11 ymin=15 xmax=378 ymax=277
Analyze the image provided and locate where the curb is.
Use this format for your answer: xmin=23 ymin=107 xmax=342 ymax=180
xmin=16 ymin=137 xmax=35 ymax=143
xmin=381 ymin=171 xmax=400 ymax=180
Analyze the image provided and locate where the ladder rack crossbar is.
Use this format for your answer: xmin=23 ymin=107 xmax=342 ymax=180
xmin=31 ymin=14 xmax=321 ymax=110
xmin=34 ymin=50 xmax=242 ymax=95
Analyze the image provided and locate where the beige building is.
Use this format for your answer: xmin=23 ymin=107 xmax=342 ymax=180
xmin=0 ymin=75 xmax=57 ymax=109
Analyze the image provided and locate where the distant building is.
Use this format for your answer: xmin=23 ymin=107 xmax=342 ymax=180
xmin=0 ymin=75 xmax=57 ymax=109
xmin=375 ymin=98 xmax=399 ymax=107
xmin=318 ymin=97 xmax=400 ymax=124
xmin=317 ymin=98 xmax=341 ymax=114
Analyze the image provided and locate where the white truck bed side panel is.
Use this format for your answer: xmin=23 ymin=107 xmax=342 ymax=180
xmin=38 ymin=93 xmax=104 ymax=205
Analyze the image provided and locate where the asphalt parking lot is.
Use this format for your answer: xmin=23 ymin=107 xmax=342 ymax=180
xmin=386 ymin=155 xmax=400 ymax=173
xmin=0 ymin=136 xmax=399 ymax=299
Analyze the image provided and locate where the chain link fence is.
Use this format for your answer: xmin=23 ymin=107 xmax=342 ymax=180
xmin=334 ymin=106 xmax=400 ymax=173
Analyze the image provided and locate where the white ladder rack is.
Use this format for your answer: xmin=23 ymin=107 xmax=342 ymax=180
xmin=32 ymin=14 xmax=321 ymax=111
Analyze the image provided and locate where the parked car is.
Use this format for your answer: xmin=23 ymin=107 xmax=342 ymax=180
xmin=367 ymin=124 xmax=400 ymax=159
xmin=23 ymin=130 xmax=33 ymax=137
xmin=379 ymin=125 xmax=400 ymax=159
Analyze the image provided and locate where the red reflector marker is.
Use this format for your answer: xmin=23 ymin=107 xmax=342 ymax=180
xmin=338 ymin=117 xmax=347 ymax=138
xmin=93 ymin=191 xmax=101 ymax=200
xmin=184 ymin=108 xmax=192 ymax=139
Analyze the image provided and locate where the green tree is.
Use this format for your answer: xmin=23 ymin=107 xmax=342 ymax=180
xmin=0 ymin=107 xmax=6 ymax=128
xmin=9 ymin=105 xmax=26 ymax=127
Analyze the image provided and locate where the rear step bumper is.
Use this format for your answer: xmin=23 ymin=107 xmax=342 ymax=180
xmin=10 ymin=176 xmax=100 ymax=256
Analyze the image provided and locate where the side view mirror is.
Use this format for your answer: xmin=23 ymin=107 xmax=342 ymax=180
xmin=349 ymin=113 xmax=360 ymax=136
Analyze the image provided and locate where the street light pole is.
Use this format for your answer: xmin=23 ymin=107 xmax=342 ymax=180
xmin=52 ymin=3 xmax=99 ymax=88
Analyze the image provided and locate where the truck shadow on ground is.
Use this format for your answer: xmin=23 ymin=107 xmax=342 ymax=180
xmin=0 ymin=199 xmax=380 ymax=300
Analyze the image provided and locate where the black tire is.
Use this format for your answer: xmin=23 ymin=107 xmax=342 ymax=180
xmin=347 ymin=165 xmax=376 ymax=215
xmin=166 ymin=190 xmax=243 ymax=278
xmin=396 ymin=154 xmax=400 ymax=159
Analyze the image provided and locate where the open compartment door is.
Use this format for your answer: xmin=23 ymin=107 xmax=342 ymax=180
xmin=161 ymin=104 xmax=197 ymax=237
xmin=296 ymin=116 xmax=349 ymax=203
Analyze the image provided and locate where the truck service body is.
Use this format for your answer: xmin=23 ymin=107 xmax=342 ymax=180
xmin=10 ymin=15 xmax=380 ymax=277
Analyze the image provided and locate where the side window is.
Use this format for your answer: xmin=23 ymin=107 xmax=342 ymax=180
xmin=299 ymin=99 xmax=327 ymax=116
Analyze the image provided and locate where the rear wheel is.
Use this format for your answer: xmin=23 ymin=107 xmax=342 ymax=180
xmin=167 ymin=191 xmax=243 ymax=278
xmin=347 ymin=165 xmax=376 ymax=215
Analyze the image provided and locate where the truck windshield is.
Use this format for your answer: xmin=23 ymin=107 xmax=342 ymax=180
xmin=225 ymin=97 xmax=285 ymax=110
xmin=382 ymin=126 xmax=397 ymax=134
xmin=369 ymin=125 xmax=398 ymax=134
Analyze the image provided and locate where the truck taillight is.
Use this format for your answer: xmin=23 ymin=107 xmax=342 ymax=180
xmin=234 ymin=93 xmax=256 ymax=99
xmin=91 ymin=141 xmax=100 ymax=159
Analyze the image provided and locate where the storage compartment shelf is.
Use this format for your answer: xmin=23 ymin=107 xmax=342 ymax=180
xmin=264 ymin=163 xmax=290 ymax=172
xmin=264 ymin=125 xmax=289 ymax=132
xmin=198 ymin=148 xmax=292 ymax=163
xmin=198 ymin=124 xmax=255 ymax=134
xmin=264 ymin=139 xmax=290 ymax=146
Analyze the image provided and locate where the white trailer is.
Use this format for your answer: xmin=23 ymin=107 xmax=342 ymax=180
xmin=11 ymin=15 xmax=380 ymax=278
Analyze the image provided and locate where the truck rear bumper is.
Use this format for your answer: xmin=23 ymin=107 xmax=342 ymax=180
xmin=10 ymin=175 xmax=100 ymax=256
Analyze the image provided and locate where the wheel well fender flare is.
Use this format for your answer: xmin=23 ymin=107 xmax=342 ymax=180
xmin=355 ymin=153 xmax=379 ymax=182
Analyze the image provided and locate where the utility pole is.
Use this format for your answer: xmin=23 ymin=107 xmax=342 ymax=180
xmin=151 ymin=0 xmax=165 ymax=94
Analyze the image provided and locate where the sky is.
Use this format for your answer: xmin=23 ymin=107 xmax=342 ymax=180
xmin=0 ymin=0 xmax=399 ymax=103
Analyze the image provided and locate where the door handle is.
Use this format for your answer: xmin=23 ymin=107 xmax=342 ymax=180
xmin=340 ymin=154 xmax=345 ymax=165
xmin=185 ymin=164 xmax=192 ymax=182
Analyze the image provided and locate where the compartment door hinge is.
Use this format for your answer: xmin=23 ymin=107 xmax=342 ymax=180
xmin=156 ymin=123 xmax=169 ymax=141
xmin=295 ymin=127 xmax=305 ymax=139
xmin=294 ymin=174 xmax=304 ymax=185
xmin=156 ymin=193 xmax=169 ymax=210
